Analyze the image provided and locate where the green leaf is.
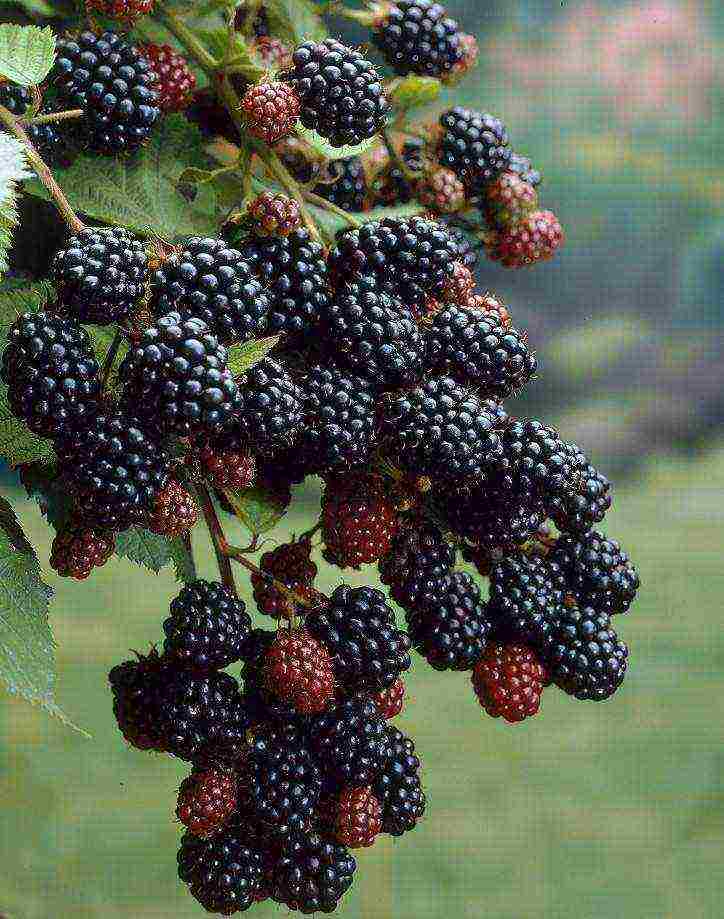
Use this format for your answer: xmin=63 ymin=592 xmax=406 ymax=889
xmin=0 ymin=494 xmax=85 ymax=734
xmin=219 ymin=484 xmax=288 ymax=535
xmin=0 ymin=134 xmax=31 ymax=279
xmin=0 ymin=24 xmax=55 ymax=87
xmin=25 ymin=115 xmax=219 ymax=239
xmin=18 ymin=461 xmax=73 ymax=531
xmin=265 ymin=0 xmax=327 ymax=45
xmin=227 ymin=335 xmax=281 ymax=376
xmin=5 ymin=0 xmax=72 ymax=17
xmin=388 ymin=75 xmax=441 ymax=110
xmin=169 ymin=536 xmax=197 ymax=584
xmin=0 ymin=393 xmax=56 ymax=468
xmin=0 ymin=278 xmax=54 ymax=341
xmin=295 ymin=122 xmax=377 ymax=162
xmin=115 ymin=528 xmax=174 ymax=574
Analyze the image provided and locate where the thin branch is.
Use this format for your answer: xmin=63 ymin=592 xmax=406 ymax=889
xmin=156 ymin=1 xmax=220 ymax=76
xmin=24 ymin=108 xmax=84 ymax=126
xmin=196 ymin=484 xmax=238 ymax=596
xmin=381 ymin=127 xmax=417 ymax=184
xmin=301 ymin=188 xmax=364 ymax=229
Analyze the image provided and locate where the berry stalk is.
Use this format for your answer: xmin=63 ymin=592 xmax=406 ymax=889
xmin=195 ymin=483 xmax=238 ymax=597
xmin=23 ymin=108 xmax=84 ymax=126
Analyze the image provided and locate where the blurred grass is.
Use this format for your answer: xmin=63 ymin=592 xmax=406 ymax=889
xmin=1 ymin=446 xmax=724 ymax=918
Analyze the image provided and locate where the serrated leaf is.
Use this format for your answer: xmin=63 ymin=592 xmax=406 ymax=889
xmin=265 ymin=0 xmax=327 ymax=45
xmin=0 ymin=492 xmax=34 ymax=555
xmin=295 ymin=122 xmax=378 ymax=161
xmin=0 ymin=278 xmax=54 ymax=341
xmin=169 ymin=536 xmax=197 ymax=583
xmin=227 ymin=335 xmax=281 ymax=376
xmin=19 ymin=461 xmax=74 ymax=531
xmin=24 ymin=115 xmax=219 ymax=239
xmin=115 ymin=527 xmax=174 ymax=573
xmin=0 ymin=134 xmax=32 ymax=279
xmin=220 ymin=485 xmax=288 ymax=535
xmin=0 ymin=24 xmax=55 ymax=86
xmin=0 ymin=396 xmax=56 ymax=467
xmin=388 ymin=75 xmax=441 ymax=110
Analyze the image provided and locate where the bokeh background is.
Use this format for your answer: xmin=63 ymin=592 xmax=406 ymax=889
xmin=2 ymin=0 xmax=724 ymax=916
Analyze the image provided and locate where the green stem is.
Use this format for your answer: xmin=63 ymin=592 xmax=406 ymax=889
xmin=301 ymin=188 xmax=364 ymax=229
xmin=24 ymin=108 xmax=84 ymax=126
xmin=156 ymin=1 xmax=220 ymax=76
xmin=196 ymin=484 xmax=238 ymax=596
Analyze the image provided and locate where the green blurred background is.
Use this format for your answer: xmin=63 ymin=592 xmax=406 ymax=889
xmin=2 ymin=0 xmax=724 ymax=916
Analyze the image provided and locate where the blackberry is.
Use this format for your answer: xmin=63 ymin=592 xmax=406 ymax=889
xmin=0 ymin=83 xmax=69 ymax=164
xmin=418 ymin=166 xmax=466 ymax=213
xmin=552 ymin=530 xmax=640 ymax=615
xmin=50 ymin=522 xmax=115 ymax=580
xmin=308 ymin=697 xmax=390 ymax=787
xmin=501 ymin=419 xmax=581 ymax=503
xmin=439 ymin=261 xmax=475 ymax=304
xmin=314 ymin=157 xmax=369 ymax=213
xmin=158 ymin=667 xmax=250 ymax=764
xmin=379 ymin=523 xmax=456 ymax=608
xmin=447 ymin=225 xmax=479 ymax=270
xmin=52 ymin=30 xmax=159 ymax=155
xmin=147 ymin=480 xmax=199 ymax=538
xmin=372 ymin=677 xmax=405 ymax=720
xmin=487 ymin=554 xmax=566 ymax=653
xmin=437 ymin=107 xmax=510 ymax=190
xmin=242 ymin=628 xmax=304 ymax=724
xmin=176 ymin=767 xmax=239 ymax=838
xmin=262 ymin=628 xmax=336 ymax=715
xmin=372 ymin=0 xmax=464 ymax=78
xmin=240 ymin=81 xmax=301 ymax=144
xmin=322 ymin=279 xmax=425 ymax=388
xmin=481 ymin=170 xmax=539 ymax=230
xmin=119 ymin=312 xmax=241 ymax=438
xmin=247 ymin=721 xmax=323 ymax=835
xmin=550 ymin=446 xmax=612 ymax=533
xmin=271 ymin=830 xmax=356 ymax=913
xmin=467 ymin=292 xmax=512 ymax=327
xmin=233 ymin=229 xmax=330 ymax=339
xmin=85 ymin=0 xmax=154 ymax=24
xmin=373 ymin=725 xmax=425 ymax=836
xmin=548 ymin=603 xmax=629 ymax=701
xmin=281 ymin=39 xmax=389 ymax=148
xmin=162 ymin=579 xmax=252 ymax=671
xmin=472 ymin=642 xmax=549 ymax=723
xmin=380 ymin=376 xmax=505 ymax=483
xmin=251 ymin=539 xmax=318 ymax=620
xmin=108 ymin=649 xmax=169 ymax=751
xmin=247 ymin=192 xmax=302 ymax=238
xmin=300 ymin=365 xmax=376 ymax=472
xmin=405 ymin=571 xmax=491 ymax=671
xmin=200 ymin=440 xmax=257 ymax=492
xmin=177 ymin=823 xmax=264 ymax=914
xmin=138 ymin=42 xmax=195 ymax=112
xmin=231 ymin=358 xmax=304 ymax=458
xmin=508 ymin=151 xmax=542 ymax=188
xmin=425 ymin=306 xmax=537 ymax=398
xmin=322 ymin=472 xmax=400 ymax=569
xmin=0 ymin=311 xmax=100 ymax=439
xmin=151 ymin=236 xmax=270 ymax=344
xmin=487 ymin=209 xmax=564 ymax=268
xmin=52 ymin=227 xmax=148 ymax=325
xmin=57 ymin=411 xmax=169 ymax=530
xmin=305 ymin=584 xmax=412 ymax=693
xmin=334 ymin=786 xmax=382 ymax=848
xmin=329 ymin=216 xmax=459 ymax=308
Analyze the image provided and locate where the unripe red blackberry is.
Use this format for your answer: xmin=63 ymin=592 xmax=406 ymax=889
xmin=108 ymin=648 xmax=170 ymax=751
xmin=487 ymin=209 xmax=565 ymax=268
xmin=440 ymin=261 xmax=476 ymax=304
xmin=251 ymin=539 xmax=318 ymax=620
xmin=200 ymin=440 xmax=257 ymax=491
xmin=467 ymin=292 xmax=512 ymax=328
xmin=472 ymin=643 xmax=549 ymax=723
xmin=438 ymin=107 xmax=510 ymax=190
xmin=334 ymin=786 xmax=382 ymax=848
xmin=50 ymin=523 xmax=115 ymax=580
xmin=263 ymin=628 xmax=336 ymax=715
xmin=322 ymin=473 xmax=400 ymax=569
xmin=240 ymin=81 xmax=301 ymax=144
xmin=147 ymin=480 xmax=199 ymax=538
xmin=176 ymin=768 xmax=238 ymax=838
xmin=418 ymin=167 xmax=466 ymax=213
xmin=248 ymin=192 xmax=302 ymax=237
xmin=482 ymin=170 xmax=539 ymax=230
xmin=372 ymin=677 xmax=405 ymax=719
xmin=85 ymin=0 xmax=154 ymax=24
xmin=138 ymin=42 xmax=196 ymax=112
xmin=371 ymin=0 xmax=465 ymax=78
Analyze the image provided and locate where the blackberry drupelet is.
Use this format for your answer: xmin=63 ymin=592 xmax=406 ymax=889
xmin=176 ymin=767 xmax=239 ymax=838
xmin=200 ymin=438 xmax=257 ymax=492
xmin=379 ymin=376 xmax=505 ymax=483
xmin=508 ymin=151 xmax=542 ymax=187
xmin=262 ymin=628 xmax=336 ymax=715
xmin=108 ymin=649 xmax=169 ymax=751
xmin=50 ymin=522 xmax=115 ymax=580
xmin=147 ymin=480 xmax=199 ymax=538
xmin=52 ymin=226 xmax=148 ymax=325
xmin=372 ymin=0 xmax=464 ymax=78
xmin=487 ymin=209 xmax=564 ymax=268
xmin=439 ymin=260 xmax=475 ymax=304
xmin=553 ymin=530 xmax=640 ymax=615
xmin=481 ymin=170 xmax=539 ymax=230
xmin=162 ymin=579 xmax=252 ymax=671
xmin=548 ymin=603 xmax=629 ymax=701
xmin=232 ymin=358 xmax=304 ymax=458
xmin=501 ymin=419 xmax=581 ymax=503
xmin=417 ymin=166 xmax=466 ymax=213
xmin=447 ymin=225 xmax=479 ymax=269
xmin=119 ymin=312 xmax=241 ymax=438
xmin=378 ymin=523 xmax=456 ymax=608
xmin=280 ymin=39 xmax=389 ymax=147
xmin=0 ymin=311 xmax=100 ymax=439
xmin=271 ymin=830 xmax=356 ymax=913
xmin=242 ymin=628 xmax=305 ymax=724
xmin=405 ymin=571 xmax=491 ymax=671
xmin=138 ymin=42 xmax=195 ymax=112
xmin=334 ymin=786 xmax=382 ymax=848
xmin=374 ymin=725 xmax=425 ymax=836
xmin=550 ymin=444 xmax=612 ymax=533
xmin=437 ymin=107 xmax=510 ymax=190
xmin=151 ymin=236 xmax=270 ymax=344
xmin=314 ymin=157 xmax=369 ymax=213
xmin=52 ymin=30 xmax=159 ymax=155
xmin=322 ymin=472 xmax=400 ymax=569
xmin=425 ymin=306 xmax=537 ymax=398
xmin=247 ymin=192 xmax=302 ymax=238
xmin=308 ymin=697 xmax=391 ymax=787
xmin=251 ymin=539 xmax=318 ymax=620
xmin=305 ymin=584 xmax=412 ymax=693
xmin=0 ymin=83 xmax=69 ymax=164
xmin=322 ymin=279 xmax=425 ymax=388
xmin=472 ymin=642 xmax=549 ymax=723
xmin=240 ymin=80 xmax=301 ymax=144
xmin=57 ymin=411 xmax=169 ymax=529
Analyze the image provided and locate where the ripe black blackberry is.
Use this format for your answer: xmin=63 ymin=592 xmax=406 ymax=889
xmin=548 ymin=602 xmax=629 ymax=701
xmin=308 ymin=697 xmax=391 ymax=787
xmin=57 ymin=411 xmax=170 ymax=530
xmin=151 ymin=236 xmax=270 ymax=344
xmin=108 ymin=649 xmax=169 ymax=751
xmin=0 ymin=311 xmax=100 ymax=439
xmin=119 ymin=312 xmax=241 ymax=438
xmin=52 ymin=227 xmax=148 ymax=325
xmin=405 ymin=571 xmax=491 ymax=671
xmin=380 ymin=376 xmax=505 ymax=484
xmin=299 ymin=365 xmax=377 ymax=472
xmin=0 ymin=83 xmax=69 ymax=164
xmin=162 ymin=579 xmax=252 ymax=671
xmin=437 ymin=107 xmax=510 ymax=190
xmin=280 ymin=39 xmax=389 ymax=148
xmin=52 ymin=30 xmax=159 ymax=155
xmin=425 ymin=306 xmax=537 ymax=398
xmin=329 ymin=216 xmax=459 ymax=309
xmin=314 ymin=157 xmax=369 ymax=213
xmin=379 ymin=523 xmax=456 ymax=609
xmin=247 ymin=721 xmax=323 ymax=836
xmin=487 ymin=554 xmax=566 ymax=653
xmin=552 ymin=530 xmax=640 ymax=615
xmin=374 ymin=725 xmax=425 ymax=836
xmin=501 ymin=419 xmax=581 ymax=504
xmin=233 ymin=229 xmax=331 ymax=339
xmin=271 ymin=830 xmax=356 ymax=913
xmin=322 ymin=279 xmax=425 ymax=388
xmin=231 ymin=358 xmax=304 ymax=458
xmin=177 ymin=823 xmax=265 ymax=914
xmin=549 ymin=444 xmax=612 ymax=533
xmin=372 ymin=0 xmax=464 ymax=78
xmin=305 ymin=584 xmax=412 ymax=693
xmin=508 ymin=151 xmax=542 ymax=188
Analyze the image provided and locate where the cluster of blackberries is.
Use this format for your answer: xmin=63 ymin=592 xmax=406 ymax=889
xmin=109 ymin=578 xmax=421 ymax=914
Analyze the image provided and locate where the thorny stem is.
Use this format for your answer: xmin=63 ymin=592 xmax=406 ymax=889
xmin=196 ymin=484 xmax=238 ymax=596
xmin=0 ymin=104 xmax=84 ymax=233
xmin=24 ymin=108 xmax=84 ymax=126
